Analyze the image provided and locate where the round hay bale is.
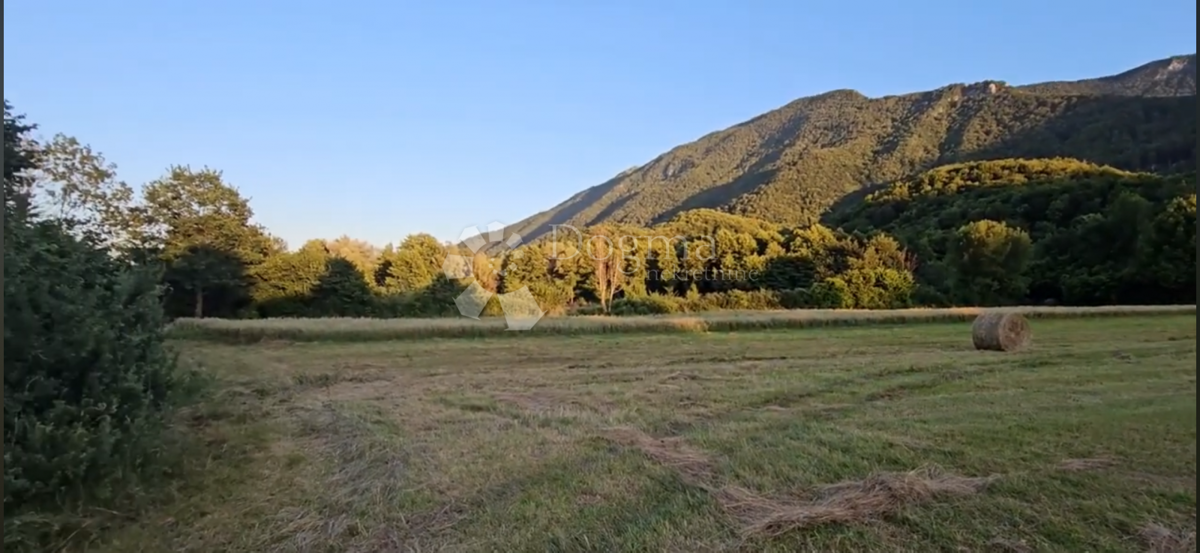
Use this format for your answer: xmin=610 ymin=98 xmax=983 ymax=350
xmin=971 ymin=311 xmax=1031 ymax=352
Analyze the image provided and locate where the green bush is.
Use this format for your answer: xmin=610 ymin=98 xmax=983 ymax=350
xmin=610 ymin=293 xmax=683 ymax=315
xmin=603 ymin=288 xmax=828 ymax=315
xmin=571 ymin=303 xmax=607 ymax=316
xmin=3 ymin=212 xmax=196 ymax=549
xmin=707 ymin=289 xmax=785 ymax=310
xmin=778 ymin=288 xmax=812 ymax=309
xmin=810 ymin=278 xmax=856 ymax=309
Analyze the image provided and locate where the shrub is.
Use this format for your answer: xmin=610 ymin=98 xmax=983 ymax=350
xmin=3 ymin=212 xmax=196 ymax=549
xmin=708 ymin=289 xmax=785 ymax=310
xmin=571 ymin=303 xmax=607 ymax=316
xmin=610 ymin=293 xmax=682 ymax=315
xmin=811 ymin=278 xmax=855 ymax=309
xmin=778 ymin=288 xmax=812 ymax=309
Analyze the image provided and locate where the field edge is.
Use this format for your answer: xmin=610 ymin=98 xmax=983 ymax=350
xmin=167 ymin=305 xmax=1198 ymax=343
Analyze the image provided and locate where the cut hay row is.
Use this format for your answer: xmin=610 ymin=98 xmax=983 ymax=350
xmin=601 ymin=425 xmax=999 ymax=538
xmin=166 ymin=304 xmax=1197 ymax=343
xmin=714 ymin=467 xmax=998 ymax=538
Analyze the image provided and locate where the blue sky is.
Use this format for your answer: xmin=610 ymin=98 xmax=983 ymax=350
xmin=5 ymin=0 xmax=1196 ymax=248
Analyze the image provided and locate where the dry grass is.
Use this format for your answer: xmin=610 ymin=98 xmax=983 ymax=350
xmin=602 ymin=426 xmax=718 ymax=484
xmin=167 ymin=304 xmax=1197 ymax=343
xmin=601 ymin=426 xmax=998 ymax=539
xmin=88 ymin=314 xmax=1196 ymax=552
xmin=716 ymin=467 xmax=997 ymax=538
xmin=986 ymin=537 xmax=1033 ymax=552
xmin=1057 ymin=457 xmax=1119 ymax=472
xmin=1139 ymin=523 xmax=1197 ymax=553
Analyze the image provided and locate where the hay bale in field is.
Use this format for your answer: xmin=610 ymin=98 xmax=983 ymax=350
xmin=971 ymin=311 xmax=1031 ymax=352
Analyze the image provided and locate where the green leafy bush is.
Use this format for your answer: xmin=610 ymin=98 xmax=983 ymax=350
xmin=3 ymin=104 xmax=197 ymax=551
xmin=610 ymin=293 xmax=684 ymax=315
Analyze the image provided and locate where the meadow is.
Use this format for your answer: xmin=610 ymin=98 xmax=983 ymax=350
xmin=92 ymin=310 xmax=1196 ymax=552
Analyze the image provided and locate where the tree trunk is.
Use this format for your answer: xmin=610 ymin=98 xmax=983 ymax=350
xmin=194 ymin=287 xmax=204 ymax=318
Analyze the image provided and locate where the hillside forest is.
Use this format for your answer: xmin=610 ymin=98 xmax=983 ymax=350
xmin=4 ymin=96 xmax=1195 ymax=321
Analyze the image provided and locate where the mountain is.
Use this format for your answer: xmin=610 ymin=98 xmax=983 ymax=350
xmin=498 ymin=54 xmax=1196 ymax=246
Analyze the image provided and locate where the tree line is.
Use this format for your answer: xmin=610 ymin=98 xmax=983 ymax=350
xmin=7 ymin=101 xmax=1197 ymax=326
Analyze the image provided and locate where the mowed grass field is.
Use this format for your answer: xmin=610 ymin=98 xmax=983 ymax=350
xmin=99 ymin=312 xmax=1195 ymax=552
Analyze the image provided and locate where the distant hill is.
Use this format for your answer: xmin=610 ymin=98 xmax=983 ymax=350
xmin=496 ymin=54 xmax=1196 ymax=247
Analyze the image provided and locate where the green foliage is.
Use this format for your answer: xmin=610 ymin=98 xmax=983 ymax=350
xmin=379 ymin=234 xmax=445 ymax=293
xmin=251 ymin=240 xmax=329 ymax=317
xmin=308 ymin=257 xmax=376 ymax=317
xmin=141 ymin=166 xmax=275 ymax=318
xmin=834 ymin=158 xmax=1196 ymax=306
xmin=4 ymin=100 xmax=39 ymax=216
xmin=324 ymin=235 xmax=380 ymax=280
xmin=810 ymin=278 xmax=855 ymax=309
xmin=1136 ymin=193 xmax=1197 ymax=298
xmin=25 ymin=133 xmax=138 ymax=249
xmin=165 ymin=155 xmax=1193 ymax=316
xmin=946 ymin=220 xmax=1033 ymax=305
xmin=608 ymin=293 xmax=684 ymax=315
xmin=4 ymin=102 xmax=196 ymax=551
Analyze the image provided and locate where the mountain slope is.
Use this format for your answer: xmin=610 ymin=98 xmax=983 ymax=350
xmin=500 ymin=54 xmax=1196 ymax=245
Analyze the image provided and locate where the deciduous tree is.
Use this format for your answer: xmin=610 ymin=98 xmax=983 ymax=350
xmin=140 ymin=166 xmax=274 ymax=317
xmin=27 ymin=134 xmax=138 ymax=248
xmin=947 ymin=219 xmax=1033 ymax=305
xmin=381 ymin=233 xmax=445 ymax=293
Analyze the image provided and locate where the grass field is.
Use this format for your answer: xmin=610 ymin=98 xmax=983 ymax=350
xmin=95 ymin=313 xmax=1195 ymax=552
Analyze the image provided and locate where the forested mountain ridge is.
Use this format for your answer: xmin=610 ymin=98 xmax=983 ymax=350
xmin=499 ymin=54 xmax=1196 ymax=246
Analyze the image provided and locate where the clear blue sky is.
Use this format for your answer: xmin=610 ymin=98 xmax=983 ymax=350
xmin=5 ymin=0 xmax=1196 ymax=248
